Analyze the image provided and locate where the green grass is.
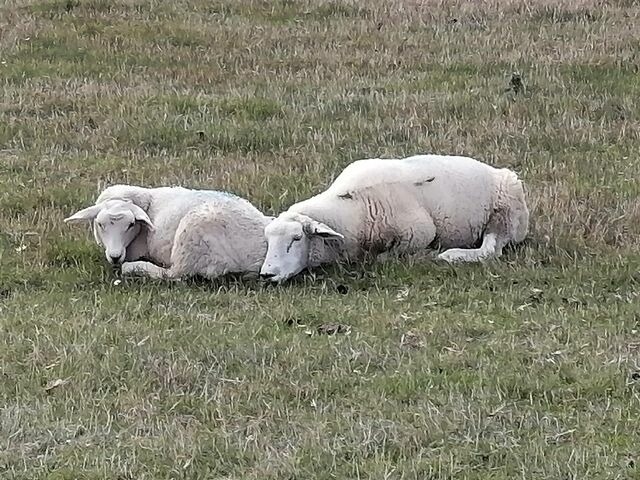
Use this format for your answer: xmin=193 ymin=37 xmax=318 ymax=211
xmin=2 ymin=0 xmax=640 ymax=478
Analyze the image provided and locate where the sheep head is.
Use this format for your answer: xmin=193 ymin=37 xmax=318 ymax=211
xmin=259 ymin=212 xmax=343 ymax=283
xmin=64 ymin=199 xmax=154 ymax=265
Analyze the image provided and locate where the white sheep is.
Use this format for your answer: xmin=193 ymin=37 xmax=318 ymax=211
xmin=259 ymin=154 xmax=529 ymax=283
xmin=64 ymin=185 xmax=272 ymax=280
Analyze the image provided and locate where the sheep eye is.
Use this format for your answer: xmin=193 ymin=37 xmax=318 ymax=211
xmin=126 ymin=222 xmax=135 ymax=231
xmin=286 ymin=235 xmax=304 ymax=253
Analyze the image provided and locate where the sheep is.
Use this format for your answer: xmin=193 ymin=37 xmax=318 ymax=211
xmin=259 ymin=154 xmax=529 ymax=283
xmin=64 ymin=185 xmax=273 ymax=280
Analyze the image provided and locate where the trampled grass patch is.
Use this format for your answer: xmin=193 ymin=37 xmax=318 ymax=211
xmin=1 ymin=0 xmax=640 ymax=478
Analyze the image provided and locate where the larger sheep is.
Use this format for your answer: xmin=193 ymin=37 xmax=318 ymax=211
xmin=64 ymin=185 xmax=272 ymax=280
xmin=259 ymin=154 xmax=529 ymax=283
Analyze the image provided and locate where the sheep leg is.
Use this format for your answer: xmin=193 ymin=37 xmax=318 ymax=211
xmin=438 ymin=191 xmax=520 ymax=264
xmin=121 ymin=261 xmax=171 ymax=279
xmin=437 ymin=232 xmax=505 ymax=263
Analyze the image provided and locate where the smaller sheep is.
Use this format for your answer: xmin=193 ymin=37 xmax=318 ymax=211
xmin=260 ymin=154 xmax=529 ymax=283
xmin=64 ymin=185 xmax=272 ymax=280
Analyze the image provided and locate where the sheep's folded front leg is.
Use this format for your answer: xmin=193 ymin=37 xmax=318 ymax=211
xmin=121 ymin=261 xmax=170 ymax=279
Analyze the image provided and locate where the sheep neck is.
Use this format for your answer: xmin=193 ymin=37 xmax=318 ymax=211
xmin=291 ymin=193 xmax=360 ymax=265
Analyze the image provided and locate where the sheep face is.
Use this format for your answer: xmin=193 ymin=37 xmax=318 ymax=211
xmin=260 ymin=213 xmax=343 ymax=283
xmin=93 ymin=207 xmax=142 ymax=265
xmin=65 ymin=199 xmax=154 ymax=265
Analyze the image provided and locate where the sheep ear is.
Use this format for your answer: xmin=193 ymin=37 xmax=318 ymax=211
xmin=64 ymin=204 xmax=103 ymax=224
xmin=129 ymin=203 xmax=155 ymax=231
xmin=304 ymin=220 xmax=344 ymax=240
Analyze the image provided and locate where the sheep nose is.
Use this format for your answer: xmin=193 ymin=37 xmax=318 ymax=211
xmin=109 ymin=255 xmax=123 ymax=265
xmin=260 ymin=272 xmax=276 ymax=280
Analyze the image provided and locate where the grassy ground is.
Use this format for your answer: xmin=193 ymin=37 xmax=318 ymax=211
xmin=1 ymin=0 xmax=640 ymax=478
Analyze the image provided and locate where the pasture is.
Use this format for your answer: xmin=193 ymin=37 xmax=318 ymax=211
xmin=1 ymin=0 xmax=640 ymax=478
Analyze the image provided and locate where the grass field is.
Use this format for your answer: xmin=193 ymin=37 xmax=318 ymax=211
xmin=2 ymin=0 xmax=640 ymax=478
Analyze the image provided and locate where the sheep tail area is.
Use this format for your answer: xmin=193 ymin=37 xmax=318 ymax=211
xmin=488 ymin=168 xmax=529 ymax=245
xmin=436 ymin=167 xmax=529 ymax=264
xmin=167 ymin=202 xmax=268 ymax=280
